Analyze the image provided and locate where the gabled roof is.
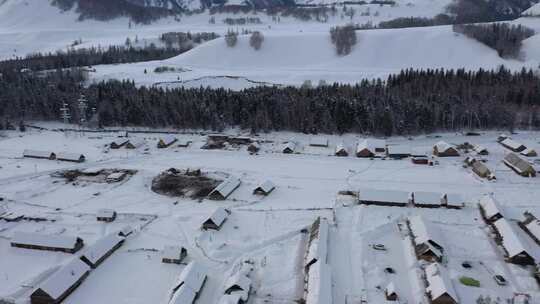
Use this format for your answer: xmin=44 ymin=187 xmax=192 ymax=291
xmin=205 ymin=207 xmax=229 ymax=227
xmin=56 ymin=152 xmax=85 ymax=161
xmin=254 ymin=180 xmax=275 ymax=194
xmin=385 ymin=282 xmax=396 ymax=296
xmin=306 ymin=261 xmax=332 ymax=304
xmin=224 ymin=272 xmax=251 ymax=300
xmin=473 ymin=144 xmax=488 ymax=154
xmin=80 ymin=234 xmax=123 ymax=266
xmin=97 ymin=209 xmax=116 ymax=218
xmin=125 ymin=138 xmax=145 ymax=148
xmin=335 ymin=143 xmax=347 ymax=153
xmin=413 ymin=191 xmax=443 ymax=206
xmin=11 ymin=232 xmax=81 ymax=249
xmin=309 ymin=137 xmax=328 ymax=147
xmin=163 ymin=245 xmax=187 ymax=260
xmin=409 ymin=216 xmax=445 ymax=250
xmin=209 ymin=177 xmax=241 ymax=199
xmin=118 ymin=225 xmax=133 ymax=236
xmin=434 ymin=141 xmax=454 ymax=152
xmin=34 ymin=258 xmax=90 ymax=300
xmin=480 ymin=195 xmax=504 ymax=219
xmin=160 ymin=135 xmax=177 ymax=145
xmin=357 ymin=139 xmax=385 ymax=153
xmin=23 ymin=149 xmax=55 ymax=158
xmin=169 ymin=285 xmax=196 ymax=304
xmin=111 ymin=139 xmax=129 ymax=146
xmin=386 ymin=145 xmax=411 ymax=155
xmin=359 ymin=189 xmax=410 ymax=204
xmin=525 ymin=218 xmax=540 ymax=243
xmin=504 ymin=153 xmax=535 ymax=175
xmin=501 ymin=138 xmax=526 ymax=150
xmin=305 ymin=218 xmax=329 ymax=267
xmin=425 ymin=263 xmax=458 ymax=303
xmin=172 ymin=261 xmax=207 ymax=294
xmin=521 ymin=148 xmax=537 ymax=157
xmin=494 ymin=218 xmax=540 ymax=261
xmin=444 ymin=193 xmax=465 ymax=208
xmin=283 ymin=141 xmax=296 ymax=152
xmin=218 ymin=294 xmax=243 ymax=304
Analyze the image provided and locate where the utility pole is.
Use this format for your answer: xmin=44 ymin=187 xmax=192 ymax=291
xmin=60 ymin=100 xmax=71 ymax=137
xmin=78 ymin=94 xmax=88 ymax=136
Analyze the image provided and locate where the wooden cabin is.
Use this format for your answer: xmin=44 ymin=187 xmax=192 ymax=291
xmin=201 ymin=208 xmax=229 ymax=230
xmin=56 ymin=153 xmax=85 ymax=163
xmin=433 ymin=141 xmax=459 ymax=157
xmin=157 ymin=135 xmax=177 ymax=148
xmin=96 ymin=209 xmax=117 ymax=222
xmin=11 ymin=232 xmax=84 ymax=254
xmin=208 ymin=177 xmax=241 ymax=200
xmin=504 ymin=153 xmax=536 ymax=177
xmin=162 ymin=246 xmax=188 ymax=264
xmin=23 ymin=150 xmax=56 ymax=160
xmin=79 ymin=234 xmax=124 ymax=268
xmin=253 ymin=180 xmax=275 ymax=196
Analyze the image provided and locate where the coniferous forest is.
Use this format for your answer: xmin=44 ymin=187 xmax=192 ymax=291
xmin=1 ymin=65 xmax=540 ymax=135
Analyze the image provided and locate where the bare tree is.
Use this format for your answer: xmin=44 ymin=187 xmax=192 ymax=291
xmin=249 ymin=31 xmax=264 ymax=50
xmin=225 ymin=30 xmax=238 ymax=48
xmin=330 ymin=25 xmax=357 ymax=56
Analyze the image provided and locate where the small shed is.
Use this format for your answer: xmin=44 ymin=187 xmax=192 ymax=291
xmin=30 ymin=258 xmax=90 ymax=304
xmin=497 ymin=133 xmax=509 ymax=143
xmin=162 ymin=246 xmax=188 ymax=264
xmin=223 ymin=273 xmax=251 ymax=302
xmin=385 ymin=282 xmax=398 ymax=301
xmin=359 ymin=189 xmax=410 ymax=207
xmin=79 ymin=233 xmax=124 ymax=268
xmin=521 ymin=148 xmax=538 ymax=157
xmin=411 ymin=156 xmax=429 ymax=165
xmin=433 ymin=141 xmax=459 ymax=157
xmin=208 ymin=177 xmax=241 ymax=200
xmin=355 ymin=139 xmax=376 ymax=158
xmin=96 ymin=209 xmax=117 ymax=222
xmin=169 ymin=261 xmax=207 ymax=304
xmin=309 ymin=137 xmax=329 ymax=147
xmin=416 ymin=242 xmax=443 ymax=262
xmin=11 ymin=232 xmax=84 ymax=254
xmin=110 ymin=139 xmax=129 ymax=149
xmin=442 ymin=193 xmax=464 ymax=209
xmin=247 ymin=142 xmax=260 ymax=154
xmin=118 ymin=225 xmax=133 ymax=238
xmin=157 ymin=135 xmax=177 ymax=148
xmin=253 ymin=180 xmax=275 ymax=196
xmin=282 ymin=141 xmax=296 ymax=154
xmin=202 ymin=207 xmax=229 ymax=230
xmin=472 ymin=161 xmax=493 ymax=179
xmin=479 ymin=195 xmax=504 ymax=222
xmin=494 ymin=218 xmax=539 ymax=265
xmin=23 ymin=150 xmax=56 ymax=160
xmin=386 ymin=145 xmax=411 ymax=159
xmin=125 ymin=138 xmax=145 ymax=149
xmin=106 ymin=172 xmax=126 ymax=183
xmin=425 ymin=263 xmax=459 ymax=304
xmin=334 ymin=143 xmax=348 ymax=157
xmin=473 ymin=144 xmax=489 ymax=155
xmin=500 ymin=138 xmax=527 ymax=152
xmin=56 ymin=153 xmax=85 ymax=163
xmin=504 ymin=153 xmax=536 ymax=177
xmin=412 ymin=191 xmax=443 ymax=208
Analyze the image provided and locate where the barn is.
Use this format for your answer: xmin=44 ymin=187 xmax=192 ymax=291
xmin=96 ymin=209 xmax=117 ymax=222
xmin=56 ymin=153 xmax=85 ymax=163
xmin=412 ymin=191 xmax=443 ymax=208
xmin=253 ymin=180 xmax=275 ymax=196
xmin=79 ymin=233 xmax=124 ymax=268
xmin=23 ymin=150 xmax=56 ymax=160
xmin=162 ymin=246 xmax=188 ymax=264
xmin=411 ymin=156 xmax=429 ymax=165
xmin=11 ymin=232 xmax=84 ymax=254
xmin=208 ymin=177 xmax=241 ymax=200
xmin=359 ymin=189 xmax=410 ymax=207
xmin=493 ymin=218 xmax=539 ymax=265
xmin=433 ymin=141 xmax=459 ymax=157
xmin=521 ymin=212 xmax=540 ymax=245
xmin=125 ymin=138 xmax=145 ymax=149
xmin=334 ymin=143 xmax=348 ymax=157
xmin=202 ymin=207 xmax=230 ymax=230
xmin=500 ymin=138 xmax=527 ymax=152
xmin=169 ymin=261 xmax=208 ymax=304
xmin=479 ymin=195 xmax=505 ymax=223
xmin=503 ymin=153 xmax=536 ymax=177
xmin=425 ymin=263 xmax=459 ymax=304
xmin=110 ymin=139 xmax=129 ymax=149
xmin=30 ymin=258 xmax=90 ymax=304
xmin=157 ymin=135 xmax=177 ymax=148
xmin=356 ymin=139 xmax=384 ymax=157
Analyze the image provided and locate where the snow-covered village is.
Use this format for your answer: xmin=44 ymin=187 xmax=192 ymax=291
xmin=2 ymin=0 xmax=540 ymax=304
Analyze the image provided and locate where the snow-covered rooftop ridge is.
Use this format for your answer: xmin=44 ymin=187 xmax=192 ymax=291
xmin=305 ymin=217 xmax=329 ymax=267
xmin=409 ymin=216 xmax=445 ymax=249
xmin=425 ymin=263 xmax=459 ymax=303
xmin=97 ymin=209 xmax=116 ymax=217
xmin=163 ymin=245 xmax=186 ymax=259
xmin=80 ymin=233 xmax=123 ymax=266
xmin=11 ymin=231 xmax=81 ymax=249
xmin=523 ymin=2 xmax=540 ymax=16
xmin=210 ymin=176 xmax=241 ymax=199
xmin=206 ymin=207 xmax=229 ymax=227
xmin=412 ymin=191 xmax=443 ymax=205
xmin=480 ymin=195 xmax=505 ymax=219
xmin=434 ymin=141 xmax=453 ymax=152
xmin=172 ymin=261 xmax=207 ymax=295
xmin=23 ymin=149 xmax=54 ymax=158
xmin=359 ymin=188 xmax=410 ymax=204
xmin=254 ymin=180 xmax=275 ymax=193
xmin=494 ymin=218 xmax=540 ymax=261
xmin=501 ymin=138 xmax=526 ymax=150
xmin=306 ymin=260 xmax=332 ymax=304
xmin=35 ymin=258 xmax=90 ymax=299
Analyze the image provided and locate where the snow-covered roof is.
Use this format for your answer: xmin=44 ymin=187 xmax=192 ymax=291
xmin=126 ymin=138 xmax=145 ymax=148
xmin=306 ymin=261 xmax=332 ymax=304
xmin=205 ymin=207 xmax=229 ymax=227
xmin=525 ymin=219 xmax=540 ymax=242
xmin=523 ymin=3 xmax=540 ymax=16
xmin=425 ymin=263 xmax=458 ymax=303
xmin=160 ymin=135 xmax=177 ymax=145
xmin=23 ymin=149 xmax=54 ymax=158
xmin=81 ymin=167 xmax=101 ymax=175
xmin=35 ymin=258 xmax=90 ymax=300
xmin=254 ymin=180 xmax=275 ymax=194
xmin=224 ymin=273 xmax=251 ymax=301
xmin=479 ymin=195 xmax=504 ymax=220
xmin=504 ymin=153 xmax=535 ymax=174
xmin=335 ymin=143 xmax=347 ymax=153
xmin=356 ymin=139 xmax=385 ymax=153
xmin=494 ymin=218 xmax=540 ymax=261
xmin=111 ymin=139 xmax=129 ymax=146
xmin=409 ymin=216 xmax=445 ymax=249
xmin=118 ymin=225 xmax=133 ymax=236
xmin=210 ymin=177 xmax=241 ymax=199
xmin=173 ymin=261 xmax=207 ymax=293
xmin=309 ymin=137 xmax=328 ymax=147
xmin=283 ymin=141 xmax=296 ymax=152
xmin=473 ymin=144 xmax=488 ymax=154
xmin=11 ymin=232 xmax=81 ymax=249
xmin=218 ymin=294 xmax=243 ymax=304
xmin=106 ymin=172 xmax=125 ymax=180
xmin=501 ymin=138 xmax=526 ymax=150
xmin=80 ymin=233 xmax=123 ymax=266
xmin=169 ymin=284 xmax=196 ymax=304
xmin=97 ymin=208 xmax=116 ymax=218
xmin=444 ymin=193 xmax=465 ymax=208
xmin=434 ymin=141 xmax=453 ymax=152
xmin=521 ymin=148 xmax=537 ymax=156
xmin=385 ymin=282 xmax=396 ymax=296
xmin=386 ymin=145 xmax=411 ymax=155
xmin=163 ymin=245 xmax=186 ymax=260
xmin=56 ymin=152 xmax=84 ymax=161
xmin=305 ymin=217 xmax=329 ymax=267
xmin=413 ymin=191 xmax=443 ymax=206
xmin=359 ymin=189 xmax=410 ymax=204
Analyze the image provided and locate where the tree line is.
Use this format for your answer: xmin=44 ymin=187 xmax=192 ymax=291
xmin=1 ymin=66 xmax=540 ymax=135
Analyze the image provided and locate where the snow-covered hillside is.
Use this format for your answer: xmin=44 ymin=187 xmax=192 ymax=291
xmin=89 ymin=25 xmax=539 ymax=89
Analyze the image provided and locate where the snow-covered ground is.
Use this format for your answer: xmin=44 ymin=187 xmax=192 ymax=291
xmin=1 ymin=126 xmax=540 ymax=303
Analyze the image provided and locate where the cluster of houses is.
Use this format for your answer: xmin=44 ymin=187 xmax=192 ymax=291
xmin=9 ymin=229 xmax=129 ymax=304
xmin=303 ymin=217 xmax=332 ymax=304
xmin=357 ymin=189 xmax=464 ymax=209
xmin=479 ymin=195 xmax=540 ymax=266
xmin=23 ymin=150 xmax=86 ymax=163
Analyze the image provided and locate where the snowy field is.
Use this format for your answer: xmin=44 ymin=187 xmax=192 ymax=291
xmin=1 ymin=126 xmax=540 ymax=304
